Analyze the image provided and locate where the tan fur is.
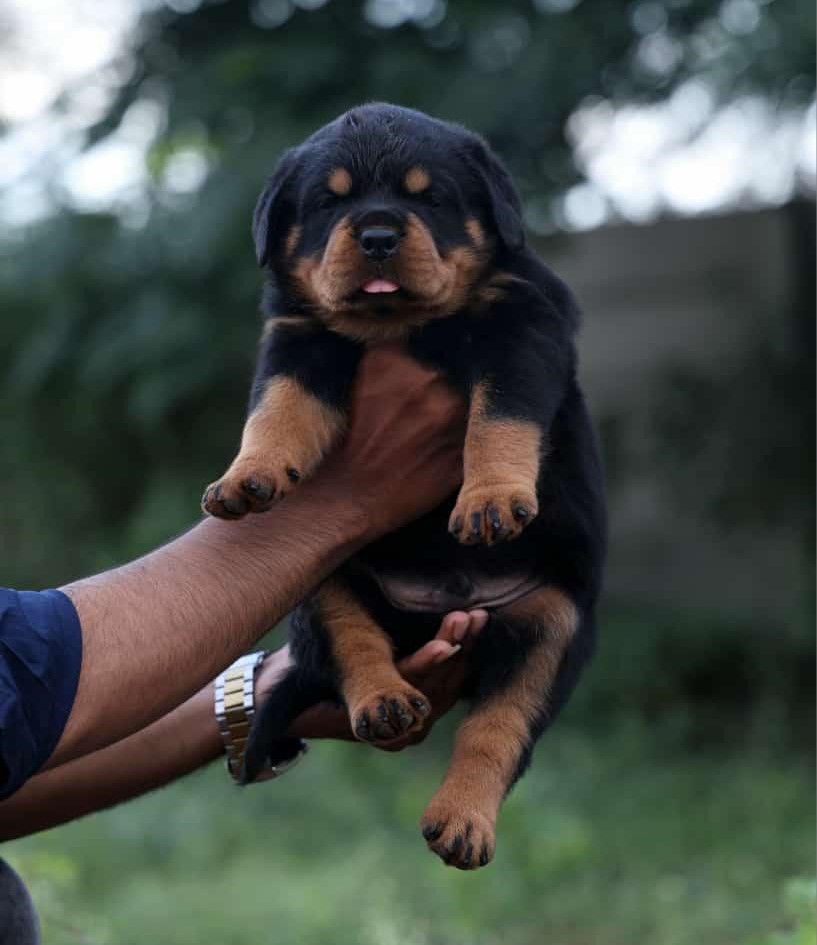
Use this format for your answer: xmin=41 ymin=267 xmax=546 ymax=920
xmin=291 ymin=212 xmax=488 ymax=342
xmin=327 ymin=167 xmax=352 ymax=196
xmin=319 ymin=580 xmax=430 ymax=743
xmin=293 ymin=216 xmax=359 ymax=312
xmin=474 ymin=278 xmax=505 ymax=309
xmin=474 ymin=271 xmax=521 ymax=309
xmin=465 ymin=217 xmax=485 ymax=246
xmin=237 ymin=376 xmax=342 ymax=476
xmin=260 ymin=315 xmax=310 ymax=344
xmin=420 ymin=587 xmax=578 ymax=868
xmin=284 ymin=225 xmax=302 ymax=257
xmin=404 ymin=165 xmax=431 ymax=194
xmin=202 ymin=376 xmax=343 ymax=517
xmin=396 ymin=214 xmax=484 ymax=314
xmin=476 ymin=283 xmax=505 ymax=308
xmin=450 ymin=381 xmax=543 ymax=544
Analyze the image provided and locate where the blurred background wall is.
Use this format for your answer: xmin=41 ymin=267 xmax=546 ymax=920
xmin=0 ymin=2 xmax=814 ymax=944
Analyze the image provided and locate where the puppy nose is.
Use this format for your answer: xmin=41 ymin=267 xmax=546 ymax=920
xmin=358 ymin=226 xmax=400 ymax=261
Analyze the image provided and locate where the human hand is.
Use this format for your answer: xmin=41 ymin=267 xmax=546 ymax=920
xmin=307 ymin=345 xmax=465 ymax=541
xmin=255 ymin=609 xmax=489 ymax=745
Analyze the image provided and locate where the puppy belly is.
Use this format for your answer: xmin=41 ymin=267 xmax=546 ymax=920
xmin=362 ymin=564 xmax=543 ymax=613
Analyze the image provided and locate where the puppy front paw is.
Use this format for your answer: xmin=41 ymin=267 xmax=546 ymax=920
xmin=448 ymin=484 xmax=538 ymax=545
xmin=420 ymin=794 xmax=497 ymax=870
xmin=202 ymin=454 xmax=304 ymax=519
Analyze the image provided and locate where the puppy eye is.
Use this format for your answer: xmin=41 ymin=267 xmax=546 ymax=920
xmin=317 ymin=192 xmax=340 ymax=210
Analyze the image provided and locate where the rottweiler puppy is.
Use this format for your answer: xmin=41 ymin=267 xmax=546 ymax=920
xmin=202 ymin=103 xmax=607 ymax=870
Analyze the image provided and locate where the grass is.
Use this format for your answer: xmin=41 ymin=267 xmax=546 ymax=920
xmin=6 ymin=705 xmax=814 ymax=945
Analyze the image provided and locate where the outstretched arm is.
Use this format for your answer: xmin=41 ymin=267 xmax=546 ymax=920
xmin=49 ymin=347 xmax=464 ymax=771
xmin=0 ymin=611 xmax=487 ymax=842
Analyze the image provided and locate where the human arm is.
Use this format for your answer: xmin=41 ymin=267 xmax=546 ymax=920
xmin=45 ymin=347 xmax=464 ymax=771
xmin=0 ymin=611 xmax=487 ymax=841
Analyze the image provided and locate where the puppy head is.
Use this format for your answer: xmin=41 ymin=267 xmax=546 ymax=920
xmin=253 ymin=104 xmax=525 ymax=339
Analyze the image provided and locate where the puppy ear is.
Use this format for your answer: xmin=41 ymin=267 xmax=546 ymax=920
xmin=252 ymin=148 xmax=299 ymax=266
xmin=465 ymin=138 xmax=525 ymax=252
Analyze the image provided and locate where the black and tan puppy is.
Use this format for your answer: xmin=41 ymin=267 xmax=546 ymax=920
xmin=202 ymin=103 xmax=607 ymax=870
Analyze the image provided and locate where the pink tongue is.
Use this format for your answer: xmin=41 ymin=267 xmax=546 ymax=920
xmin=362 ymin=278 xmax=400 ymax=294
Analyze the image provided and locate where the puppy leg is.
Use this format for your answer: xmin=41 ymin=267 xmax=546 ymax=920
xmin=449 ymin=381 xmax=542 ymax=545
xmin=442 ymin=275 xmax=575 ymax=547
xmin=203 ymin=319 xmax=360 ymax=519
xmin=203 ymin=375 xmax=344 ymax=517
xmin=319 ymin=578 xmax=432 ymax=746
xmin=420 ymin=586 xmax=578 ymax=870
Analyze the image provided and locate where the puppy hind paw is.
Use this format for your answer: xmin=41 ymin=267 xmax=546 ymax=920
xmin=350 ymin=684 xmax=431 ymax=746
xmin=420 ymin=799 xmax=496 ymax=870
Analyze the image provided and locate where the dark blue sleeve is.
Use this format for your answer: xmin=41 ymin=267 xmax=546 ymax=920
xmin=0 ymin=589 xmax=83 ymax=799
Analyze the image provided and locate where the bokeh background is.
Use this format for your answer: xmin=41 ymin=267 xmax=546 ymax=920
xmin=1 ymin=1 xmax=814 ymax=943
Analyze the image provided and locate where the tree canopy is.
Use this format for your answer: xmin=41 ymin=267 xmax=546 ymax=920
xmin=0 ymin=0 xmax=813 ymax=587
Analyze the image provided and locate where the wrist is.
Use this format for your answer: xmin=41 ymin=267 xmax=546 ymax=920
xmin=258 ymin=647 xmax=354 ymax=741
xmin=253 ymin=647 xmax=292 ymax=704
xmin=215 ymin=651 xmax=307 ymax=783
xmin=294 ymin=477 xmax=378 ymax=547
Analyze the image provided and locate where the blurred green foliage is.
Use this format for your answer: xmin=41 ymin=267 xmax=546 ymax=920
xmin=1 ymin=0 xmax=814 ymax=941
xmin=6 ymin=712 xmax=815 ymax=945
xmin=4 ymin=851 xmax=110 ymax=945
xmin=751 ymin=880 xmax=817 ymax=945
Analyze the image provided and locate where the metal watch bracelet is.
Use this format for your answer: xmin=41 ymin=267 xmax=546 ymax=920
xmin=214 ymin=651 xmax=307 ymax=784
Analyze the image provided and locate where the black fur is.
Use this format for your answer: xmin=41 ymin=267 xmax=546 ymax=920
xmin=229 ymin=104 xmax=606 ymax=825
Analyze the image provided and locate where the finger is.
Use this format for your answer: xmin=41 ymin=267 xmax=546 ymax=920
xmin=438 ymin=610 xmax=471 ymax=645
xmin=398 ymin=607 xmax=487 ymax=682
xmin=458 ymin=609 xmax=489 ymax=653
xmin=397 ymin=639 xmax=461 ymax=681
xmin=468 ymin=609 xmax=490 ymax=633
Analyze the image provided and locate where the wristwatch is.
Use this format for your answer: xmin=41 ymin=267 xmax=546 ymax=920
xmin=214 ymin=651 xmax=308 ymax=784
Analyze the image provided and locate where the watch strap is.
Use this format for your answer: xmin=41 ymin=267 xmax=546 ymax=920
xmin=215 ymin=652 xmax=269 ymax=783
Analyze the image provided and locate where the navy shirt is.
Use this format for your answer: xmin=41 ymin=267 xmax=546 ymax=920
xmin=0 ymin=589 xmax=82 ymax=800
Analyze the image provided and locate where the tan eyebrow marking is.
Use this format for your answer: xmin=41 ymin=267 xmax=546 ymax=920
xmin=327 ymin=167 xmax=353 ymax=196
xmin=404 ymin=165 xmax=431 ymax=194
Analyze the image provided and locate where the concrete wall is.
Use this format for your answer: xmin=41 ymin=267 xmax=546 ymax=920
xmin=534 ymin=205 xmax=809 ymax=620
